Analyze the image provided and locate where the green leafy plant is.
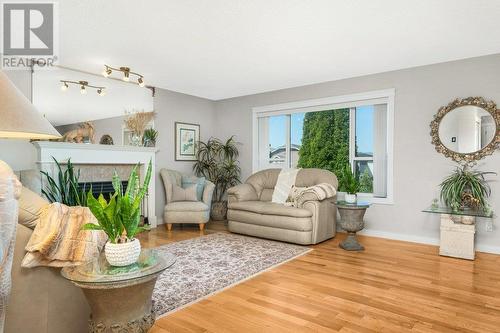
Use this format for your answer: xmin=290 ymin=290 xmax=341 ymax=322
xmin=440 ymin=165 xmax=495 ymax=210
xmin=83 ymin=160 xmax=152 ymax=243
xmin=338 ymin=164 xmax=360 ymax=194
xmin=142 ymin=128 xmax=158 ymax=147
xmin=40 ymin=157 xmax=88 ymax=206
xmin=193 ymin=136 xmax=241 ymax=202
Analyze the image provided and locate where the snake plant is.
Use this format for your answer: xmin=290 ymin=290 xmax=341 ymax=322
xmin=82 ymin=160 xmax=152 ymax=243
xmin=40 ymin=157 xmax=88 ymax=206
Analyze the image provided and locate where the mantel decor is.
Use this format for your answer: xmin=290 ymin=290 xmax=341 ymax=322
xmin=430 ymin=97 xmax=500 ymax=164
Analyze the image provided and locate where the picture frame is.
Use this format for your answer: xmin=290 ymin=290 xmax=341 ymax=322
xmin=175 ymin=122 xmax=200 ymax=161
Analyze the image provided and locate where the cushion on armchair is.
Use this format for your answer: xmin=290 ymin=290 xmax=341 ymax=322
xmin=181 ymin=175 xmax=205 ymax=201
xmin=171 ymin=184 xmax=198 ymax=202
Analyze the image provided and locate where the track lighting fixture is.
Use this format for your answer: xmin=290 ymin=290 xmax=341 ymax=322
xmin=102 ymin=64 xmax=145 ymax=87
xmin=60 ymin=80 xmax=106 ymax=96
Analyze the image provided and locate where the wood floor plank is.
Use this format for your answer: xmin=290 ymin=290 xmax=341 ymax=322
xmin=138 ymin=225 xmax=500 ymax=332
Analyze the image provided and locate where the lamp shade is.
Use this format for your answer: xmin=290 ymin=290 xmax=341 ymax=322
xmin=0 ymin=71 xmax=60 ymax=139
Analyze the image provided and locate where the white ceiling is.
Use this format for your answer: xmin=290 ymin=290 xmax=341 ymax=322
xmin=56 ymin=0 xmax=500 ymax=100
xmin=33 ymin=68 xmax=153 ymax=125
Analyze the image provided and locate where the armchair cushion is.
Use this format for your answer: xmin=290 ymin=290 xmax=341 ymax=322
xmin=171 ymin=184 xmax=198 ymax=202
xmin=181 ymin=175 xmax=205 ymax=201
xmin=165 ymin=201 xmax=209 ymax=212
xmin=227 ymin=183 xmax=258 ymax=202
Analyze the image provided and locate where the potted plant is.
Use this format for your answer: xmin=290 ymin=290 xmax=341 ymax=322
xmin=142 ymin=128 xmax=158 ymax=147
xmin=440 ymin=165 xmax=495 ymax=212
xmin=339 ymin=164 xmax=360 ymax=204
xmin=40 ymin=157 xmax=88 ymax=206
xmin=83 ymin=160 xmax=152 ymax=266
xmin=193 ymin=136 xmax=241 ymax=220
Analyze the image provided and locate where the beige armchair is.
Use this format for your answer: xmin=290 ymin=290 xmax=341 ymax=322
xmin=227 ymin=168 xmax=338 ymax=245
xmin=160 ymin=169 xmax=215 ymax=231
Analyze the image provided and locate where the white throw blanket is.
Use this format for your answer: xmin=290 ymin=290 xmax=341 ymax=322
xmin=271 ymin=168 xmax=300 ymax=204
xmin=285 ymin=183 xmax=337 ymax=208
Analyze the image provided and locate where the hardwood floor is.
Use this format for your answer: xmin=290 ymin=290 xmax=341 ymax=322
xmin=139 ymin=225 xmax=500 ymax=333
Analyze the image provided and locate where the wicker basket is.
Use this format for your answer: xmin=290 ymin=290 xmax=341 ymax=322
xmin=104 ymin=239 xmax=141 ymax=266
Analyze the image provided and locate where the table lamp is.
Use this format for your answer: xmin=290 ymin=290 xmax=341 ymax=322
xmin=0 ymin=70 xmax=60 ymax=332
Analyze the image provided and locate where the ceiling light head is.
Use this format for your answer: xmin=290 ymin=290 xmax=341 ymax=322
xmin=61 ymin=82 xmax=69 ymax=91
xmin=80 ymin=85 xmax=87 ymax=94
xmin=97 ymin=88 xmax=106 ymax=96
xmin=102 ymin=67 xmax=112 ymax=78
xmin=138 ymin=77 xmax=145 ymax=87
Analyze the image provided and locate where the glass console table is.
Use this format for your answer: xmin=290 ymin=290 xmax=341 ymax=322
xmin=62 ymin=249 xmax=176 ymax=333
xmin=422 ymin=206 xmax=493 ymax=260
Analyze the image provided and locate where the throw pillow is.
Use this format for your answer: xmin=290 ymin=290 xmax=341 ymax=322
xmin=181 ymin=175 xmax=206 ymax=201
xmin=171 ymin=184 xmax=198 ymax=202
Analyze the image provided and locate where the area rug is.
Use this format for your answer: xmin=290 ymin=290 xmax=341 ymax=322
xmin=152 ymin=232 xmax=311 ymax=317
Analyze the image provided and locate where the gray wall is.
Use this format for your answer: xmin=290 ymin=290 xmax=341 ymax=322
xmin=213 ymin=54 xmax=500 ymax=253
xmin=0 ymin=70 xmax=38 ymax=170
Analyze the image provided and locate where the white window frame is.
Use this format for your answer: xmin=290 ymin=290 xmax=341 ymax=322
xmin=252 ymin=89 xmax=395 ymax=205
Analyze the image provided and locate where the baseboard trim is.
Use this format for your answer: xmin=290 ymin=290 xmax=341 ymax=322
xmin=357 ymin=229 xmax=500 ymax=255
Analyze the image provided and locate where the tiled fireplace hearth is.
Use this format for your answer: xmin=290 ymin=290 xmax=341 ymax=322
xmin=32 ymin=141 xmax=159 ymax=227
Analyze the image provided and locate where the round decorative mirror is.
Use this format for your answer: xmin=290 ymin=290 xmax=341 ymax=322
xmin=430 ymin=97 xmax=500 ymax=163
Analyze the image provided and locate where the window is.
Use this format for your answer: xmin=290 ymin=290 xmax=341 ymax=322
xmin=253 ymin=90 xmax=394 ymax=204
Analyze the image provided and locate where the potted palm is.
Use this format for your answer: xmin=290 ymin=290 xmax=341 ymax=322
xmin=193 ymin=136 xmax=241 ymax=220
xmin=339 ymin=164 xmax=360 ymax=204
xmin=83 ymin=160 xmax=152 ymax=266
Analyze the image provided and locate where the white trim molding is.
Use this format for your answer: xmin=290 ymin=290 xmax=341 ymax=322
xmin=252 ymin=89 xmax=395 ymax=205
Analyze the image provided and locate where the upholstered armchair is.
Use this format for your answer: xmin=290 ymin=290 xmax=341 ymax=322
xmin=227 ymin=168 xmax=338 ymax=245
xmin=160 ymin=169 xmax=215 ymax=231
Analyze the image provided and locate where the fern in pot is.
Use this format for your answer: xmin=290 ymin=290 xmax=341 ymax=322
xmin=193 ymin=136 xmax=241 ymax=220
xmin=83 ymin=160 xmax=152 ymax=266
xmin=339 ymin=164 xmax=360 ymax=204
xmin=440 ymin=165 xmax=495 ymax=214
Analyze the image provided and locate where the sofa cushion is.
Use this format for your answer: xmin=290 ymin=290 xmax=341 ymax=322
xmin=228 ymin=209 xmax=312 ymax=231
xmin=229 ymin=201 xmax=312 ymax=218
xmin=165 ymin=201 xmax=209 ymax=212
xmin=18 ymin=186 xmax=48 ymax=229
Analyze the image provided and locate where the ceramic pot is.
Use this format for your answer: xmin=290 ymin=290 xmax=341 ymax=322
xmin=104 ymin=238 xmax=141 ymax=266
xmin=345 ymin=193 xmax=357 ymax=204
xmin=211 ymin=201 xmax=227 ymax=221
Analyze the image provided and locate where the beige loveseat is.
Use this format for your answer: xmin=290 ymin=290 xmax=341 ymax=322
xmin=227 ymin=168 xmax=338 ymax=245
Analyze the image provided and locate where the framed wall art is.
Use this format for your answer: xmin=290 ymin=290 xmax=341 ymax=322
xmin=175 ymin=122 xmax=200 ymax=161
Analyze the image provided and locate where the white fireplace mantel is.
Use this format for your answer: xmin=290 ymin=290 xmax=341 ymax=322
xmin=32 ymin=141 xmax=159 ymax=227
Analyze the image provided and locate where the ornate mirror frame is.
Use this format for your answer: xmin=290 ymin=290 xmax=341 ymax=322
xmin=430 ymin=96 xmax=500 ymax=164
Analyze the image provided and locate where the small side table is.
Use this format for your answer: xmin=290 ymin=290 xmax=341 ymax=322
xmin=62 ymin=249 xmax=176 ymax=333
xmin=422 ymin=206 xmax=493 ymax=260
xmin=336 ymin=201 xmax=370 ymax=251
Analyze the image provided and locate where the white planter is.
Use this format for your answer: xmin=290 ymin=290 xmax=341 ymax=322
xmin=345 ymin=193 xmax=357 ymax=204
xmin=104 ymin=238 xmax=141 ymax=266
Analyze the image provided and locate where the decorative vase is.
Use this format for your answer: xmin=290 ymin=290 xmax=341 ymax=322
xmin=130 ymin=133 xmax=142 ymax=146
xmin=345 ymin=193 xmax=357 ymax=204
xmin=211 ymin=201 xmax=227 ymax=221
xmin=143 ymin=139 xmax=155 ymax=147
xmin=104 ymin=238 xmax=141 ymax=266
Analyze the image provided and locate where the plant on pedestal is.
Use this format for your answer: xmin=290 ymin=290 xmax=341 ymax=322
xmin=440 ymin=165 xmax=495 ymax=213
xmin=339 ymin=164 xmax=360 ymax=204
xmin=83 ymin=160 xmax=152 ymax=266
